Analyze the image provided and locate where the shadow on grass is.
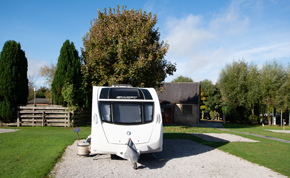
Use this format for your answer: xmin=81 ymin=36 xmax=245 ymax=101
xmin=135 ymin=133 xmax=229 ymax=170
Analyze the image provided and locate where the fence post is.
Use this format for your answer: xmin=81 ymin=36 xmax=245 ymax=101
xmin=32 ymin=106 xmax=35 ymax=126
xmin=42 ymin=111 xmax=45 ymax=127
xmin=17 ymin=111 xmax=20 ymax=127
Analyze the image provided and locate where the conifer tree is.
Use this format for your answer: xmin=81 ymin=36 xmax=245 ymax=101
xmin=51 ymin=40 xmax=82 ymax=107
xmin=0 ymin=40 xmax=28 ymax=122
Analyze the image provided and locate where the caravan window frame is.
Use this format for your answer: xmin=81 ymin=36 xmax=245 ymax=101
xmin=99 ymin=101 xmax=154 ymax=125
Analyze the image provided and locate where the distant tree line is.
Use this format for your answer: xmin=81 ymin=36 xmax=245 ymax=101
xmin=200 ymin=60 xmax=290 ymax=125
xmin=219 ymin=60 xmax=289 ymax=125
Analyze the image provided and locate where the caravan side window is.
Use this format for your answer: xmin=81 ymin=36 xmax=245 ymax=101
xmin=100 ymin=102 xmax=111 ymax=122
xmin=144 ymin=103 xmax=153 ymax=122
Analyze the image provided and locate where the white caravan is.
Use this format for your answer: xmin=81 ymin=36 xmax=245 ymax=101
xmin=90 ymin=84 xmax=163 ymax=156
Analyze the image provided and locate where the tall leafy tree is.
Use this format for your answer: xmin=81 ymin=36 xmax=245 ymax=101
xmin=218 ymin=60 xmax=248 ymax=122
xmin=51 ymin=40 xmax=83 ymax=107
xmin=40 ymin=63 xmax=56 ymax=87
xmin=81 ymin=5 xmax=176 ymax=88
xmin=171 ymin=75 xmax=193 ymax=83
xmin=40 ymin=63 xmax=56 ymax=104
xmin=200 ymin=79 xmax=223 ymax=119
xmin=0 ymin=40 xmax=28 ymax=121
xmin=260 ymin=61 xmax=285 ymax=126
xmin=200 ymin=79 xmax=215 ymax=112
xmin=246 ymin=63 xmax=261 ymax=124
xmin=275 ymin=63 xmax=289 ymax=126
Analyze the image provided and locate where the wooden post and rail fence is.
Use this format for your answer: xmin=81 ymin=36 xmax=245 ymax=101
xmin=0 ymin=105 xmax=91 ymax=127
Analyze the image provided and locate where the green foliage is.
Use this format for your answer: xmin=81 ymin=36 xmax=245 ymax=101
xmin=39 ymin=63 xmax=56 ymax=88
xmin=81 ymin=5 xmax=176 ymax=88
xmin=218 ymin=60 xmax=289 ymax=124
xmin=52 ymin=40 xmax=83 ymax=106
xmin=171 ymin=75 xmax=193 ymax=83
xmin=219 ymin=60 xmax=248 ymax=111
xmin=260 ymin=61 xmax=286 ymax=125
xmin=200 ymin=79 xmax=223 ymax=118
xmin=36 ymin=87 xmax=49 ymax=98
xmin=275 ymin=64 xmax=290 ymax=112
xmin=61 ymin=81 xmax=78 ymax=111
xmin=0 ymin=40 xmax=28 ymax=121
xmin=246 ymin=63 xmax=261 ymax=124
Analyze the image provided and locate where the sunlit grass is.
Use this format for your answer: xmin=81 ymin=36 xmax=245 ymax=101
xmin=223 ymin=123 xmax=290 ymax=141
xmin=0 ymin=126 xmax=91 ymax=178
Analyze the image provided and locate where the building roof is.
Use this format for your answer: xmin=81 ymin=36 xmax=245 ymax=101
xmin=158 ymin=82 xmax=200 ymax=104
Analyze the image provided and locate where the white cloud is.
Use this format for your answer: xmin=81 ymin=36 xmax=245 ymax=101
xmin=163 ymin=0 xmax=290 ymax=84
xmin=210 ymin=0 xmax=249 ymax=35
xmin=26 ymin=53 xmax=48 ymax=88
xmin=165 ymin=14 xmax=216 ymax=58
xmin=143 ymin=0 xmax=156 ymax=13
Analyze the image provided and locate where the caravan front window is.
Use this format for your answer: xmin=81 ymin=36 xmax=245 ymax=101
xmin=114 ymin=103 xmax=142 ymax=123
xmin=99 ymin=102 xmax=154 ymax=124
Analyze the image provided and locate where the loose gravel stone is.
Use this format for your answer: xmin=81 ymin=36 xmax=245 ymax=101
xmin=49 ymin=139 xmax=286 ymax=178
xmin=0 ymin=129 xmax=20 ymax=134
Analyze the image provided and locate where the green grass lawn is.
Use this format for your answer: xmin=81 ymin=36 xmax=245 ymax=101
xmin=163 ymin=125 xmax=290 ymax=177
xmin=1 ymin=125 xmax=289 ymax=177
xmin=223 ymin=123 xmax=290 ymax=141
xmin=0 ymin=126 xmax=91 ymax=178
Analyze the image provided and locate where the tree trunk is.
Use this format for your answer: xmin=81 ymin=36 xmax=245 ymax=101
xmin=251 ymin=104 xmax=255 ymax=125
xmin=281 ymin=110 xmax=283 ymax=127
xmin=289 ymin=112 xmax=290 ymax=127
xmin=272 ymin=107 xmax=275 ymax=126
xmin=267 ymin=102 xmax=271 ymax=126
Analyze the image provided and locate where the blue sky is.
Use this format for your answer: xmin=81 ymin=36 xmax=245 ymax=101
xmin=1 ymin=0 xmax=289 ymax=88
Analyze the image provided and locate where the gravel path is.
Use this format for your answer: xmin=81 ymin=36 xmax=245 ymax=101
xmin=50 ymin=139 xmax=286 ymax=178
xmin=190 ymin=133 xmax=259 ymax=142
xmin=0 ymin=129 xmax=20 ymax=134
xmin=219 ymin=129 xmax=290 ymax=143
xmin=266 ymin=129 xmax=290 ymax=133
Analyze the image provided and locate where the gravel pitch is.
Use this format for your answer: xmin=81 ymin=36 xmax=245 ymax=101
xmin=266 ymin=129 xmax=290 ymax=133
xmin=190 ymin=133 xmax=260 ymax=142
xmin=50 ymin=139 xmax=286 ymax=178
xmin=0 ymin=129 xmax=20 ymax=134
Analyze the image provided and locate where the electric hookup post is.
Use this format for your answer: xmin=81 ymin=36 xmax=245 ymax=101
xmin=74 ymin=128 xmax=80 ymax=140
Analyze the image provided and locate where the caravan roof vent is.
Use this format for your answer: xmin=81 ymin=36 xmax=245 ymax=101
xmin=111 ymin=84 xmax=133 ymax=88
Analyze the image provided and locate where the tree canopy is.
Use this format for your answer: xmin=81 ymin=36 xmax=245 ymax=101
xmin=260 ymin=61 xmax=286 ymax=125
xmin=40 ymin=63 xmax=56 ymax=88
xmin=218 ymin=60 xmax=289 ymax=124
xmin=219 ymin=60 xmax=248 ymax=111
xmin=51 ymin=40 xmax=83 ymax=107
xmin=246 ymin=63 xmax=261 ymax=124
xmin=0 ymin=40 xmax=28 ymax=121
xmin=200 ymin=79 xmax=222 ymax=119
xmin=171 ymin=75 xmax=193 ymax=83
xmin=81 ymin=5 xmax=176 ymax=88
